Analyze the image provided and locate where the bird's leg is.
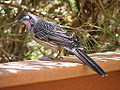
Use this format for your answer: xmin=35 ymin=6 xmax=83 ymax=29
xmin=54 ymin=48 xmax=63 ymax=60
xmin=39 ymin=48 xmax=63 ymax=61
xmin=48 ymin=49 xmax=55 ymax=57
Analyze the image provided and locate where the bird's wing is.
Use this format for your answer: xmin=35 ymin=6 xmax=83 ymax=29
xmin=32 ymin=19 xmax=78 ymax=45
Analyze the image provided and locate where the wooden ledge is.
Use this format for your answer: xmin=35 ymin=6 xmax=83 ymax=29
xmin=0 ymin=51 xmax=120 ymax=89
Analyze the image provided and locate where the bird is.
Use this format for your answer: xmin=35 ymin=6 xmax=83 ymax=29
xmin=16 ymin=13 xmax=107 ymax=77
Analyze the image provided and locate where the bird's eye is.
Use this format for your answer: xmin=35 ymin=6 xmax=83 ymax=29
xmin=23 ymin=15 xmax=30 ymax=20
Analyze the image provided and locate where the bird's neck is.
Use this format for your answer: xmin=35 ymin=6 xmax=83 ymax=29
xmin=26 ymin=19 xmax=35 ymax=31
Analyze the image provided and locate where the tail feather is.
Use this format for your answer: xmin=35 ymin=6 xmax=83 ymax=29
xmin=73 ymin=48 xmax=107 ymax=76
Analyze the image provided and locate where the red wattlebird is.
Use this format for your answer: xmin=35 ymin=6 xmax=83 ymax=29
xmin=16 ymin=13 xmax=107 ymax=77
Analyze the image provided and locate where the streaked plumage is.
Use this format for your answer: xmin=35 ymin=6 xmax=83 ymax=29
xmin=17 ymin=13 xmax=107 ymax=77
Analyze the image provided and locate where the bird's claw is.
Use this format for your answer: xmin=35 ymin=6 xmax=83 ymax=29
xmin=39 ymin=57 xmax=54 ymax=61
xmin=39 ymin=57 xmax=63 ymax=61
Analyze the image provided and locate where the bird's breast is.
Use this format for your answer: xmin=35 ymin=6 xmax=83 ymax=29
xmin=31 ymin=34 xmax=58 ymax=49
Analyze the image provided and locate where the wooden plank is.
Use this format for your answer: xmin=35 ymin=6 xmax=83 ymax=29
xmin=0 ymin=51 xmax=120 ymax=89
xmin=1 ymin=71 xmax=120 ymax=90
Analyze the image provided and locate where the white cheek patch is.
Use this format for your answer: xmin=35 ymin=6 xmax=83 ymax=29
xmin=25 ymin=15 xmax=30 ymax=19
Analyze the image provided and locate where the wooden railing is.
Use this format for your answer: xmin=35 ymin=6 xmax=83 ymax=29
xmin=0 ymin=51 xmax=120 ymax=90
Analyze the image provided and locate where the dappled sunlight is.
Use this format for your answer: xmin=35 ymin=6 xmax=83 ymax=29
xmin=90 ymin=51 xmax=120 ymax=62
xmin=0 ymin=51 xmax=119 ymax=74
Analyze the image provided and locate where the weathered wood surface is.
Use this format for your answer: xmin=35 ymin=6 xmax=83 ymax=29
xmin=0 ymin=51 xmax=120 ymax=89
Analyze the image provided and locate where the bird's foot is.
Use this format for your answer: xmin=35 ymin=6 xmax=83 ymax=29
xmin=39 ymin=57 xmax=63 ymax=61
xmin=39 ymin=57 xmax=54 ymax=61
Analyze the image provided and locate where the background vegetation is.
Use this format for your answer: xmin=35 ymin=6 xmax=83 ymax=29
xmin=0 ymin=0 xmax=119 ymax=63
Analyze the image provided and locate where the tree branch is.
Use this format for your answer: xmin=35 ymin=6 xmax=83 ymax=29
xmin=0 ymin=1 xmax=63 ymax=19
xmin=0 ymin=47 xmax=12 ymax=62
xmin=0 ymin=38 xmax=27 ymax=43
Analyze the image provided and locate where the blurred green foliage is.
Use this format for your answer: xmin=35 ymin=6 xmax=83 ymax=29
xmin=0 ymin=0 xmax=119 ymax=63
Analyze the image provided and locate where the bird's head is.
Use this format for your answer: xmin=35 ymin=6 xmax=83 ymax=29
xmin=16 ymin=13 xmax=39 ymax=29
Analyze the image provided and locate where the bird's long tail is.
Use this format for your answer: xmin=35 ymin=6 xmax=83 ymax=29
xmin=72 ymin=48 xmax=107 ymax=76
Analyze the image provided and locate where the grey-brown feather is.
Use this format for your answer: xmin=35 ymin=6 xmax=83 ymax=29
xmin=31 ymin=19 xmax=81 ymax=47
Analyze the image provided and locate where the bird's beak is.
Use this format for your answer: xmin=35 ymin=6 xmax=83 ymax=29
xmin=15 ymin=20 xmax=21 ymax=23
